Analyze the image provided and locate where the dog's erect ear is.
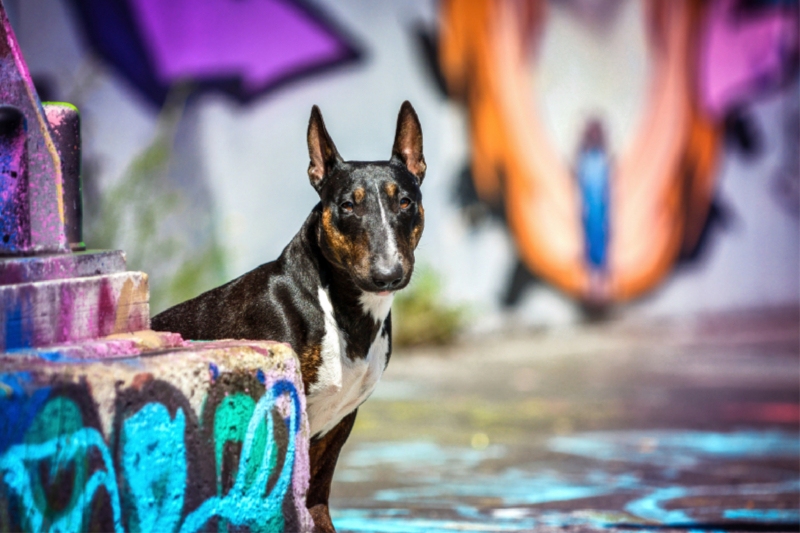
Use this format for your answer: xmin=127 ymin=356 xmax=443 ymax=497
xmin=307 ymin=105 xmax=343 ymax=191
xmin=391 ymin=101 xmax=426 ymax=183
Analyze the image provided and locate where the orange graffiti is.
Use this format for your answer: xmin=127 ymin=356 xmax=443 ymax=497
xmin=439 ymin=0 xmax=721 ymax=303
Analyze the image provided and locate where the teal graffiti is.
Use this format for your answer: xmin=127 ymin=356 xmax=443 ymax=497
xmin=120 ymin=404 xmax=187 ymax=533
xmin=212 ymin=393 xmax=280 ymax=532
xmin=23 ymin=396 xmax=90 ymax=530
xmin=0 ymin=426 xmax=124 ymax=533
xmin=179 ymin=380 xmax=300 ymax=533
xmin=0 ymin=378 xmax=301 ymax=533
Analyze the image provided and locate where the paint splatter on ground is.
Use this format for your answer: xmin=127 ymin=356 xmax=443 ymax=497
xmin=330 ymin=311 xmax=800 ymax=532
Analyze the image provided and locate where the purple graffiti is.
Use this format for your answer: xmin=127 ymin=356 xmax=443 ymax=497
xmin=69 ymin=0 xmax=361 ymax=105
xmin=700 ymin=0 xmax=800 ymax=118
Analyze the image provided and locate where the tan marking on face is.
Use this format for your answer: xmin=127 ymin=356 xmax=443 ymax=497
xmin=410 ymin=204 xmax=425 ymax=249
xmin=321 ymin=206 xmax=370 ymax=276
xmin=353 ymin=188 xmax=365 ymax=204
xmin=322 ymin=207 xmax=345 ymax=263
xmin=384 ymin=183 xmax=397 ymax=197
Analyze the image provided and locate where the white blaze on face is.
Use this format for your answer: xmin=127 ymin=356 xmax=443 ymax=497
xmin=374 ymin=182 xmax=399 ymax=261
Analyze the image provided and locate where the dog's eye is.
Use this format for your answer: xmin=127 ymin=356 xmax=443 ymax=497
xmin=399 ymin=198 xmax=412 ymax=209
xmin=340 ymin=201 xmax=354 ymax=212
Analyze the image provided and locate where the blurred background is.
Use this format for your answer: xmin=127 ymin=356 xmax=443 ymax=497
xmin=7 ymin=1 xmax=799 ymax=531
xmin=6 ymin=0 xmax=798 ymax=341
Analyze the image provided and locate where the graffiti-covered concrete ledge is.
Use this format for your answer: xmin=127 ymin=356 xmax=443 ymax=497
xmin=0 ymin=334 xmax=313 ymax=532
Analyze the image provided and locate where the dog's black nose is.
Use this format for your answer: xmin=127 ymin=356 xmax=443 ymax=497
xmin=372 ymin=263 xmax=404 ymax=291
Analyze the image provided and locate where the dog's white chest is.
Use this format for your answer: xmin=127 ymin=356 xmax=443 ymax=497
xmin=306 ymin=288 xmax=392 ymax=438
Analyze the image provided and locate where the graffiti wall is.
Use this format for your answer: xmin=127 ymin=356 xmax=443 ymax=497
xmin=0 ymin=339 xmax=313 ymax=532
xmin=437 ymin=0 xmax=798 ymax=305
xmin=10 ymin=0 xmax=798 ymax=327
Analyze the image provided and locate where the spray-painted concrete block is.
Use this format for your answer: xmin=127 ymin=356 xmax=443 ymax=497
xmin=0 ymin=249 xmax=126 ymax=285
xmin=43 ymin=102 xmax=83 ymax=251
xmin=0 ymin=5 xmax=67 ymax=254
xmin=0 ymin=335 xmax=313 ymax=532
xmin=0 ymin=271 xmax=149 ymax=351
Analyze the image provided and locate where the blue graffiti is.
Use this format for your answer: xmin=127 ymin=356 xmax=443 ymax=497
xmin=30 ymin=351 xmax=83 ymax=363
xmin=121 ymin=404 xmax=187 ymax=533
xmin=3 ymin=292 xmax=33 ymax=349
xmin=0 ymin=378 xmax=300 ymax=533
xmin=0 ymin=374 xmax=48 ymax=455
xmin=577 ymin=145 xmax=610 ymax=270
xmin=0 ymin=426 xmax=124 ymax=533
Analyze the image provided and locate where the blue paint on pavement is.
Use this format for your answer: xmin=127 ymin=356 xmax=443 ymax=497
xmin=625 ymin=486 xmax=692 ymax=525
xmin=334 ymin=506 xmax=668 ymax=533
xmin=342 ymin=440 xmax=506 ymax=473
xmin=334 ymin=508 xmax=539 ymax=532
xmin=549 ymin=429 xmax=800 ymax=469
xmin=625 ymin=480 xmax=800 ymax=526
xmin=335 ymin=430 xmax=800 ymax=532
xmin=372 ymin=467 xmax=638 ymax=506
xmin=724 ymin=509 xmax=800 ymax=522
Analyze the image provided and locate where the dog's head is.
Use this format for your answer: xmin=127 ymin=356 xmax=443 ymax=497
xmin=307 ymin=101 xmax=425 ymax=294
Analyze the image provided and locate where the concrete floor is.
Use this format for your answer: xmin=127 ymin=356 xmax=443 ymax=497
xmin=329 ymin=309 xmax=800 ymax=532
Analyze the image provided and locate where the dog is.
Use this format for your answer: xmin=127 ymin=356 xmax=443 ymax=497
xmin=151 ymin=101 xmax=426 ymax=532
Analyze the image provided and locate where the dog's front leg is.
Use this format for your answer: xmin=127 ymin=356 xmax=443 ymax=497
xmin=307 ymin=409 xmax=358 ymax=532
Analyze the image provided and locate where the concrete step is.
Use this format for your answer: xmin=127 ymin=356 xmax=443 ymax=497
xmin=0 ymin=270 xmax=149 ymax=351
xmin=0 ymin=249 xmax=126 ymax=286
xmin=0 ymin=331 xmax=313 ymax=533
